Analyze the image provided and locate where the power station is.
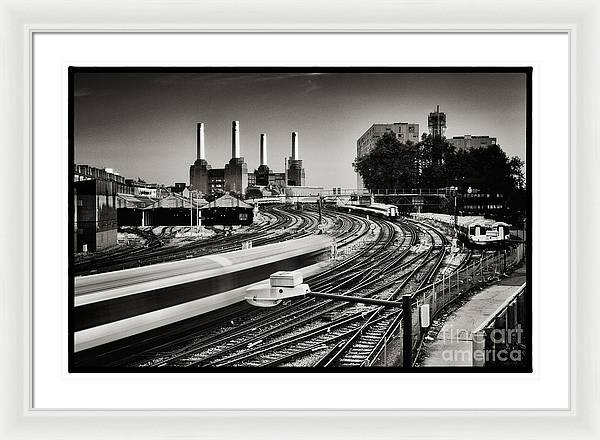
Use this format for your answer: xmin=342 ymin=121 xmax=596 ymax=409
xmin=189 ymin=121 xmax=305 ymax=195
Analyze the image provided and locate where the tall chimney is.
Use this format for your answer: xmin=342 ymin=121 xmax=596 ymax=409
xmin=232 ymin=121 xmax=240 ymax=158
xmin=259 ymin=133 xmax=267 ymax=166
xmin=196 ymin=122 xmax=205 ymax=160
xmin=291 ymin=131 xmax=299 ymax=160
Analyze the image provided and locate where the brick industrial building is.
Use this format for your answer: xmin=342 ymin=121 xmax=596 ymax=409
xmin=189 ymin=121 xmax=305 ymax=196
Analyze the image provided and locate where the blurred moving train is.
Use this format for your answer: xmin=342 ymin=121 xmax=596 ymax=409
xmin=338 ymin=201 xmax=399 ymax=219
xmin=73 ymin=235 xmax=334 ymax=352
xmin=413 ymin=213 xmax=511 ymax=248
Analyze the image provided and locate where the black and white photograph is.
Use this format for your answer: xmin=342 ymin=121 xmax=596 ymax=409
xmin=69 ymin=67 xmax=531 ymax=372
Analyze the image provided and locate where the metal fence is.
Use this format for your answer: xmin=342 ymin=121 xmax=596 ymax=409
xmin=368 ymin=243 xmax=525 ymax=367
xmin=370 ymin=188 xmax=452 ymax=196
xmin=471 ymin=284 xmax=527 ymax=368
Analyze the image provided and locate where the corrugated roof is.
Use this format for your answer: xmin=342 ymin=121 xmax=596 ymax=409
xmin=145 ymin=193 xmax=208 ymax=209
xmin=116 ymin=193 xmax=156 ymax=209
xmin=203 ymin=194 xmax=254 ymax=209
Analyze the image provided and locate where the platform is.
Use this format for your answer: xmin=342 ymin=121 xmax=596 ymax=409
xmin=418 ymin=265 xmax=526 ymax=367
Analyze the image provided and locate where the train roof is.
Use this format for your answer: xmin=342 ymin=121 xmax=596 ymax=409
xmin=457 ymin=217 xmax=511 ymax=228
xmin=370 ymin=202 xmax=396 ymax=209
xmin=413 ymin=213 xmax=510 ymax=228
xmin=342 ymin=203 xmax=389 ymax=212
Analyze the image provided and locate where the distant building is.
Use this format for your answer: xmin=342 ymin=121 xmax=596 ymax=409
xmin=190 ymin=121 xmax=249 ymax=195
xmin=74 ymin=164 xmax=132 ymax=194
xmin=428 ymin=105 xmax=447 ymax=138
xmin=448 ymin=135 xmax=497 ymax=150
xmin=73 ymin=179 xmax=117 ymax=252
xmin=286 ymin=131 xmax=306 ymax=186
xmin=117 ymin=193 xmax=207 ymax=227
xmin=355 ymin=122 xmax=420 ymax=189
xmin=168 ymin=182 xmax=187 ymax=194
xmin=284 ymin=186 xmax=324 ymax=197
xmin=200 ymin=194 xmax=254 ymax=226
xmin=189 ymin=123 xmax=305 ymax=196
xmin=224 ymin=158 xmax=248 ymax=194
xmin=356 ymin=123 xmax=420 ymax=158
xmin=73 ymin=165 xmax=132 ymax=252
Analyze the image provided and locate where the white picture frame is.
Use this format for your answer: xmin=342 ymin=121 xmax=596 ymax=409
xmin=1 ymin=0 xmax=597 ymax=438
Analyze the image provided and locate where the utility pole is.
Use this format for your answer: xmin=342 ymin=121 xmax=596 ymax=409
xmin=195 ymin=191 xmax=199 ymax=233
xmin=453 ymin=186 xmax=458 ymax=229
xmin=317 ymin=194 xmax=323 ymax=227
xmin=189 ymin=190 xmax=193 ymax=230
xmin=198 ymin=196 xmax=202 ymax=235
xmin=402 ymin=294 xmax=413 ymax=368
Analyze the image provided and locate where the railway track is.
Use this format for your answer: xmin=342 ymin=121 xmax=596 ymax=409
xmin=113 ymin=213 xmax=459 ymax=369
xmin=94 ymin=208 xmax=470 ymax=369
xmin=106 ymin=210 xmax=391 ymax=367
xmin=86 ymin=206 xmax=373 ymax=367
xmin=74 ymin=205 xmax=337 ymax=275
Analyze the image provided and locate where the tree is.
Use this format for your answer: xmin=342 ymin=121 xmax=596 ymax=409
xmin=416 ymin=134 xmax=460 ymax=188
xmin=354 ymin=132 xmax=525 ymax=208
xmin=353 ymin=132 xmax=419 ymax=190
xmin=509 ymin=156 xmax=525 ymax=190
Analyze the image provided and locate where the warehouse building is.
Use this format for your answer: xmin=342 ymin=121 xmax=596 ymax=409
xmin=73 ymin=178 xmax=118 ymax=252
xmin=200 ymin=194 xmax=254 ymax=226
xmin=117 ymin=193 xmax=206 ymax=227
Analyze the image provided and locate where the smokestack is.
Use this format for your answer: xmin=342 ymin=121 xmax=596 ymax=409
xmin=232 ymin=121 xmax=240 ymax=158
xmin=259 ymin=133 xmax=267 ymax=166
xmin=291 ymin=131 xmax=299 ymax=160
xmin=196 ymin=122 xmax=205 ymax=160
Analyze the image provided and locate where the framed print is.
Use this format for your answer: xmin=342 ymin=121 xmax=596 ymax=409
xmin=35 ymin=33 xmax=551 ymax=409
xmin=1 ymin=0 xmax=599 ymax=439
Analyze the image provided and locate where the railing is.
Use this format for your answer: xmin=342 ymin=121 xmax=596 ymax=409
xmin=370 ymin=188 xmax=452 ymax=196
xmin=366 ymin=243 xmax=525 ymax=367
xmin=471 ymin=283 xmax=527 ymax=367
xmin=248 ymin=188 xmax=454 ymax=197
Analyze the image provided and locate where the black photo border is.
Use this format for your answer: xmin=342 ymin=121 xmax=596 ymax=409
xmin=67 ymin=66 xmax=532 ymax=373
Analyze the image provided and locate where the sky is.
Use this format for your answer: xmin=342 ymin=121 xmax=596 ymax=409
xmin=73 ymin=71 xmax=527 ymax=189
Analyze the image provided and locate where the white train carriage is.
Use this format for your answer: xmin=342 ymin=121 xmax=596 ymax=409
xmin=455 ymin=217 xmax=511 ymax=247
xmin=413 ymin=213 xmax=510 ymax=248
xmin=339 ymin=202 xmax=398 ymax=219
xmin=370 ymin=202 xmax=399 ymax=218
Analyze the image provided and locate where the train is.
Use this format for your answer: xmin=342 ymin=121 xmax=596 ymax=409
xmin=337 ymin=201 xmax=399 ymax=219
xmin=73 ymin=235 xmax=334 ymax=352
xmin=412 ymin=213 xmax=511 ymax=248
